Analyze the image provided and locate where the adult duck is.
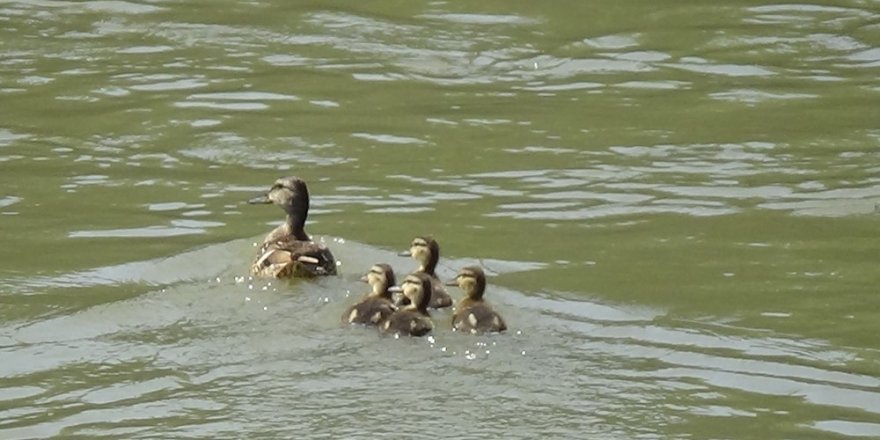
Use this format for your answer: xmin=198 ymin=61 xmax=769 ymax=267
xmin=248 ymin=176 xmax=336 ymax=278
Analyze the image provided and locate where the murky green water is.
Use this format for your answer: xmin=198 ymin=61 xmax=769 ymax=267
xmin=2 ymin=1 xmax=879 ymax=438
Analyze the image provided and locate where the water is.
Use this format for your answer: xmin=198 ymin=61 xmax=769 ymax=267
xmin=1 ymin=1 xmax=879 ymax=438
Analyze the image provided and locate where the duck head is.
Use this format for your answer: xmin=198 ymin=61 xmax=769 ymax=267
xmin=400 ymin=272 xmax=433 ymax=313
xmin=446 ymin=266 xmax=487 ymax=301
xmin=399 ymin=236 xmax=440 ymax=275
xmin=249 ymin=176 xmax=310 ymax=240
xmin=360 ymin=263 xmax=396 ymax=299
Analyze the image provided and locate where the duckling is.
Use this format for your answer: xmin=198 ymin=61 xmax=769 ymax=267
xmin=379 ymin=272 xmax=434 ymax=337
xmin=248 ymin=176 xmax=337 ymax=278
xmin=446 ymin=266 xmax=507 ymax=334
xmin=398 ymin=236 xmax=452 ymax=309
xmin=342 ymin=264 xmax=397 ymax=326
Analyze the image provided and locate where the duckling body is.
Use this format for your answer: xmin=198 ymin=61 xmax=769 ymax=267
xmin=399 ymin=236 xmax=452 ymax=309
xmin=447 ymin=266 xmax=507 ymax=334
xmin=343 ymin=264 xmax=397 ymax=326
xmin=380 ymin=272 xmax=434 ymax=337
xmin=249 ymin=177 xmax=336 ymax=278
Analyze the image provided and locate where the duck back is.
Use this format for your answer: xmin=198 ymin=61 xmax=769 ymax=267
xmin=252 ymin=239 xmax=336 ymax=278
xmin=427 ymin=276 xmax=453 ymax=308
xmin=343 ymin=296 xmax=395 ymax=326
xmin=452 ymin=302 xmax=506 ymax=334
xmin=380 ymin=310 xmax=433 ymax=337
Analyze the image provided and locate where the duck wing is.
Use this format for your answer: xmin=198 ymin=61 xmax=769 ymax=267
xmin=252 ymin=239 xmax=337 ymax=278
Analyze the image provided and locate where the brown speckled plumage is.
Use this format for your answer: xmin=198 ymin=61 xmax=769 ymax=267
xmin=248 ymin=177 xmax=336 ymax=278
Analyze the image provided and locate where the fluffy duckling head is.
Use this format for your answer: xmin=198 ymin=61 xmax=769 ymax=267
xmin=399 ymin=236 xmax=440 ymax=274
xmin=361 ymin=263 xmax=396 ymax=299
xmin=448 ymin=266 xmax=487 ymax=301
xmin=400 ymin=272 xmax=433 ymax=313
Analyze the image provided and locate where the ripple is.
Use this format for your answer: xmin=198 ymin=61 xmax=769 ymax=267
xmin=81 ymin=377 xmax=183 ymax=405
xmin=188 ymin=91 xmax=300 ymax=101
xmin=813 ymin=420 xmax=880 ymax=438
xmin=117 ymin=45 xmax=173 ymax=54
xmin=174 ymin=101 xmax=268 ymax=111
xmin=68 ymin=225 xmax=209 ymax=238
xmin=419 ymin=13 xmax=540 ymax=26
xmin=581 ymin=34 xmax=641 ymax=50
xmin=351 ymin=132 xmax=427 ymax=145
xmin=81 ymin=1 xmax=164 ymax=14
xmin=489 ymin=203 xmax=737 ymax=220
xmin=0 ymin=196 xmax=22 ymax=209
xmin=616 ymin=80 xmax=689 ymax=90
xmin=670 ymin=58 xmax=776 ymax=77
xmin=128 ymin=77 xmax=209 ymax=92
xmin=660 ymin=184 xmax=792 ymax=200
xmin=847 ymin=48 xmax=880 ymax=65
xmin=0 ymin=129 xmax=31 ymax=147
xmin=710 ymin=88 xmax=819 ymax=104
xmin=181 ymin=134 xmax=353 ymax=168
xmin=533 ymin=190 xmax=654 ymax=204
xmin=518 ymin=81 xmax=603 ymax=92
xmin=262 ymin=54 xmax=312 ymax=66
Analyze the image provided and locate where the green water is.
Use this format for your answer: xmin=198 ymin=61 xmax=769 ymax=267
xmin=1 ymin=1 xmax=879 ymax=438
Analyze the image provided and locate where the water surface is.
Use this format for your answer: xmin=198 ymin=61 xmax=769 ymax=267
xmin=1 ymin=1 xmax=879 ymax=438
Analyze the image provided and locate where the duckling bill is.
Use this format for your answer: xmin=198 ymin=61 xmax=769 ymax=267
xmin=399 ymin=236 xmax=452 ymax=309
xmin=380 ymin=272 xmax=434 ymax=337
xmin=447 ymin=266 xmax=507 ymax=334
xmin=248 ymin=176 xmax=337 ymax=278
xmin=343 ymin=264 xmax=397 ymax=326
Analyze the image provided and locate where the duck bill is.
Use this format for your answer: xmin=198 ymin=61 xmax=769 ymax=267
xmin=359 ymin=274 xmax=368 ymax=283
xmin=387 ymin=285 xmax=403 ymax=293
xmin=397 ymin=250 xmax=412 ymax=257
xmin=247 ymin=193 xmax=272 ymax=204
xmin=444 ymin=280 xmax=458 ymax=287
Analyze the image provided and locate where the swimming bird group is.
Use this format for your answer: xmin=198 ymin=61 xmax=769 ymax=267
xmin=248 ymin=176 xmax=507 ymax=337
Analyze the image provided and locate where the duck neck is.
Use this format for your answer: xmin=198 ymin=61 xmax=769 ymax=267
xmin=373 ymin=282 xmax=389 ymax=298
xmin=459 ymin=296 xmax=479 ymax=308
xmin=420 ymin=256 xmax=437 ymax=275
xmin=285 ymin=211 xmax=310 ymax=241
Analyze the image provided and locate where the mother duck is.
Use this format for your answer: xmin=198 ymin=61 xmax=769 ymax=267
xmin=248 ymin=176 xmax=337 ymax=278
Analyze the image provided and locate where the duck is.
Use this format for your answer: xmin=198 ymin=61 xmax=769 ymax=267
xmin=446 ymin=266 xmax=507 ymax=334
xmin=398 ymin=236 xmax=452 ymax=309
xmin=342 ymin=263 xmax=397 ymax=326
xmin=248 ymin=176 xmax=337 ymax=278
xmin=379 ymin=272 xmax=434 ymax=337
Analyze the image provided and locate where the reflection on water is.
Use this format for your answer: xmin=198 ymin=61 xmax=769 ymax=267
xmin=1 ymin=0 xmax=879 ymax=438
